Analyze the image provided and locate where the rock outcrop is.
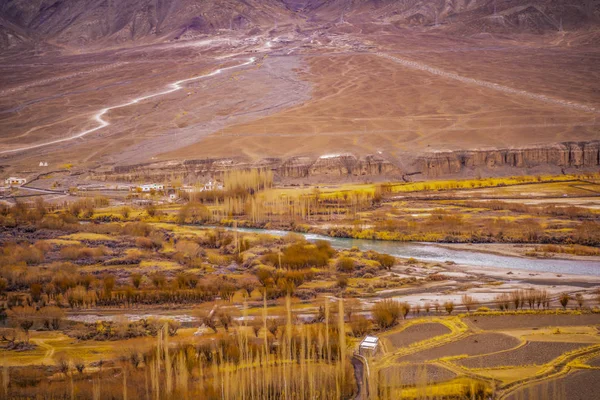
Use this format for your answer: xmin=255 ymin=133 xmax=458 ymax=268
xmin=95 ymin=154 xmax=401 ymax=182
xmin=416 ymin=141 xmax=600 ymax=177
xmin=94 ymin=141 xmax=600 ymax=183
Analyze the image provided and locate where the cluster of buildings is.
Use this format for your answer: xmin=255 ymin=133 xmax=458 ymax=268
xmin=4 ymin=177 xmax=27 ymax=187
xmin=128 ymin=180 xmax=224 ymax=202
xmin=180 ymin=180 xmax=224 ymax=193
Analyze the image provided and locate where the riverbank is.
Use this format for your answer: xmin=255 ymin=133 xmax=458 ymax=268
xmin=435 ymin=243 xmax=600 ymax=262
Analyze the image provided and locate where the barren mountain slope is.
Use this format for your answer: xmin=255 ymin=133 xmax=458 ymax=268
xmin=0 ymin=0 xmax=294 ymax=49
xmin=297 ymin=0 xmax=600 ymax=34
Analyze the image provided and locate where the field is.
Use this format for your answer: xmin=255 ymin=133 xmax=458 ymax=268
xmin=369 ymin=313 xmax=600 ymax=400
xmin=1 ymin=195 xmax=600 ymax=399
xmin=384 ymin=322 xmax=451 ymax=350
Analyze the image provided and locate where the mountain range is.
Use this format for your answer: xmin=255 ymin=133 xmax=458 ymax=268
xmin=1 ymin=0 xmax=599 ymax=50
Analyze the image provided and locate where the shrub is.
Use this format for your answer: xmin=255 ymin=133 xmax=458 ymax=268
xmin=350 ymin=315 xmax=371 ymax=337
xmin=135 ymin=237 xmax=155 ymax=249
xmin=372 ymin=299 xmax=401 ymax=329
xmin=336 ymin=257 xmax=355 ymax=272
xmin=444 ymin=301 xmax=454 ymax=315
xmin=376 ymin=254 xmax=395 ymax=270
xmin=264 ymin=240 xmax=334 ymax=270
xmin=337 ymin=275 xmax=349 ymax=289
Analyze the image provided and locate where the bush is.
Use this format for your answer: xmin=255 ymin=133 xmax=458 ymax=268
xmin=350 ymin=315 xmax=371 ymax=337
xmin=263 ymin=240 xmax=334 ymax=270
xmin=336 ymin=257 xmax=355 ymax=272
xmin=372 ymin=299 xmax=401 ymax=329
xmin=376 ymin=254 xmax=395 ymax=270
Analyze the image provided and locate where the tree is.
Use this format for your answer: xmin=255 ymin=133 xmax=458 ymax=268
xmin=218 ymin=311 xmax=233 ymax=332
xmin=8 ymin=306 xmax=36 ymax=342
xmin=344 ymin=298 xmax=361 ymax=321
xmin=166 ymin=320 xmax=180 ymax=336
xmin=74 ymin=359 xmax=85 ymax=374
xmin=461 ymin=294 xmax=477 ymax=313
xmin=575 ymin=293 xmax=584 ymax=309
xmin=350 ymin=315 xmax=371 ymax=337
xmin=444 ymin=301 xmax=454 ymax=315
xmin=0 ymin=278 xmax=7 ymax=296
xmin=251 ymin=319 xmax=262 ymax=337
xmin=372 ymin=299 xmax=401 ymax=329
xmin=131 ymin=273 xmax=142 ymax=289
xmin=424 ymin=302 xmax=431 ymax=314
xmin=150 ymin=272 xmax=166 ymax=289
xmin=103 ymin=275 xmax=116 ymax=298
xmin=400 ymin=302 xmax=411 ymax=319
xmin=41 ymin=306 xmax=64 ymax=330
xmin=559 ymin=293 xmax=570 ymax=310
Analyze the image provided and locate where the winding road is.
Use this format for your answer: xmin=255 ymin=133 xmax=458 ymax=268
xmin=0 ymin=57 xmax=256 ymax=156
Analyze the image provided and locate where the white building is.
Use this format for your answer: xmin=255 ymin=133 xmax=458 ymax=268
xmin=5 ymin=177 xmax=27 ymax=187
xmin=181 ymin=180 xmax=224 ymax=193
xmin=137 ymin=183 xmax=164 ymax=192
xmin=203 ymin=180 xmax=224 ymax=191
xmin=358 ymin=335 xmax=380 ymax=357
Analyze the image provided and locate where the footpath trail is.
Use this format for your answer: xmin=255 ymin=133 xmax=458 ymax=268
xmin=377 ymin=53 xmax=599 ymax=115
xmin=0 ymin=57 xmax=256 ymax=156
xmin=31 ymin=338 xmax=56 ymax=365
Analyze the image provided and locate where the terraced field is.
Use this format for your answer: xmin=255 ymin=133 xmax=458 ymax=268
xmin=397 ymin=333 xmax=521 ymax=363
xmin=369 ymin=312 xmax=600 ymax=399
xmin=507 ymin=369 xmax=600 ymax=400
xmin=380 ymin=364 xmax=457 ymax=386
xmin=385 ymin=322 xmax=451 ymax=350
xmin=464 ymin=314 xmax=600 ymax=330
xmin=459 ymin=341 xmax=592 ymax=368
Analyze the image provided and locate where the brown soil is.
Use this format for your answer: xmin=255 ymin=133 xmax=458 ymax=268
xmin=397 ymin=333 xmax=521 ymax=363
xmin=386 ymin=323 xmax=451 ymax=350
xmin=380 ymin=364 xmax=456 ymax=386
xmin=588 ymin=354 xmax=600 ymax=367
xmin=507 ymin=369 xmax=600 ymax=400
xmin=458 ymin=341 xmax=592 ymax=368
xmin=464 ymin=314 xmax=600 ymax=331
xmin=171 ymin=51 xmax=598 ymax=162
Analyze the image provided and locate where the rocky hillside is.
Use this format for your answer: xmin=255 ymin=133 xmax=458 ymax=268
xmin=297 ymin=0 xmax=600 ymax=34
xmin=0 ymin=0 xmax=293 ymax=49
xmin=91 ymin=141 xmax=600 ymax=183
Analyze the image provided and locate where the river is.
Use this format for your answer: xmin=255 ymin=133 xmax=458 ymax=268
xmin=221 ymin=227 xmax=600 ymax=277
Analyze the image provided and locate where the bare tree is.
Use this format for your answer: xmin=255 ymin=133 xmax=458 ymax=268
xmin=559 ymin=293 xmax=570 ymax=310
xmin=461 ymin=294 xmax=478 ymax=313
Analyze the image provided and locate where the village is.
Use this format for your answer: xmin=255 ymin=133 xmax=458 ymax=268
xmin=1 ymin=166 xmax=225 ymax=206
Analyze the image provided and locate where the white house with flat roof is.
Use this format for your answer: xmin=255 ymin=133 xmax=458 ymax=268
xmin=358 ymin=335 xmax=380 ymax=357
